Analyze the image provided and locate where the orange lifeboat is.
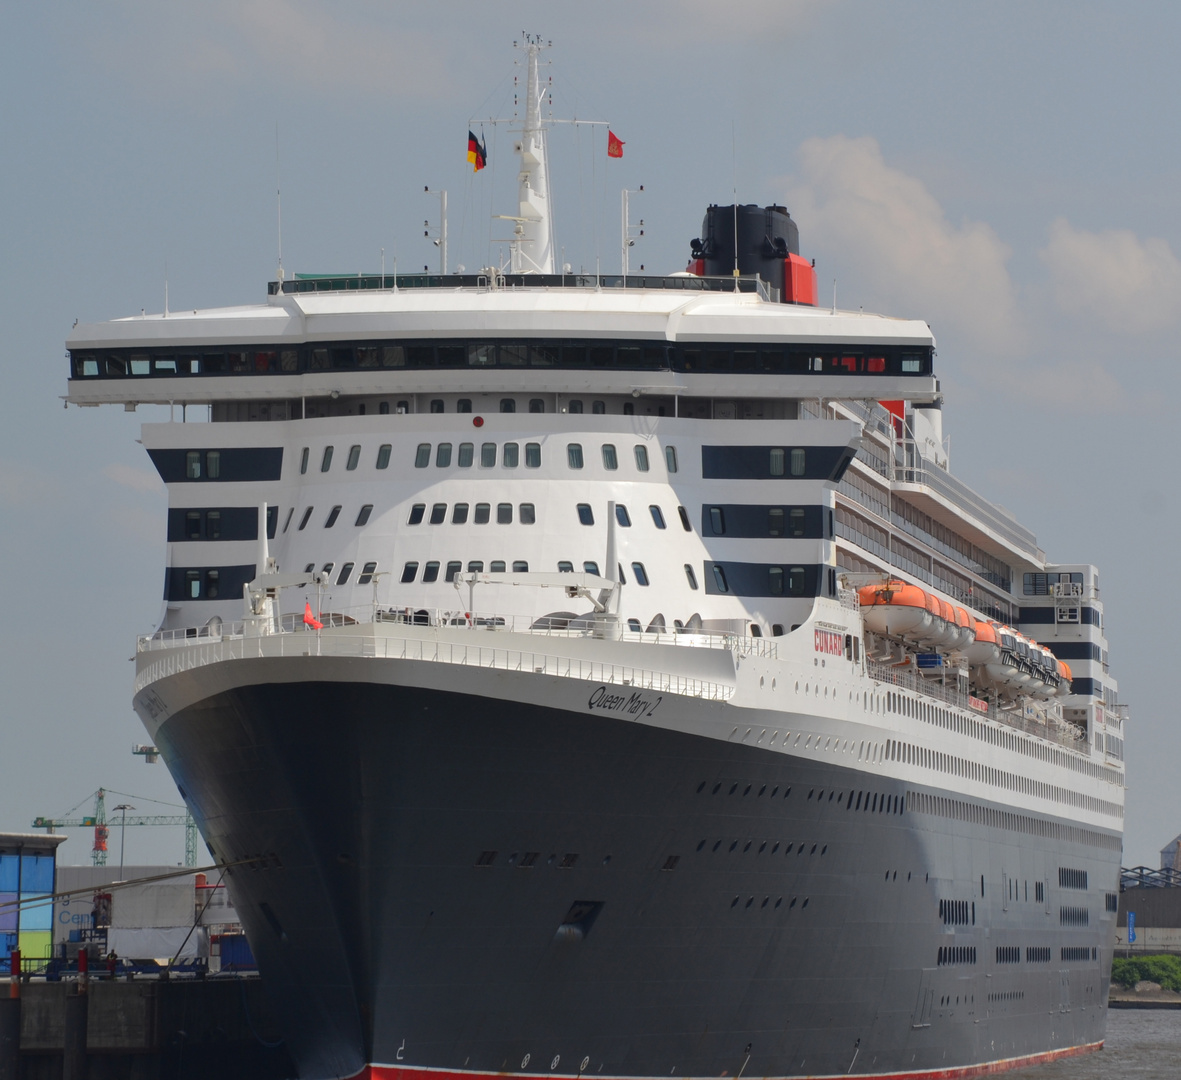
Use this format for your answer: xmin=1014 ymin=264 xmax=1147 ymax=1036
xmin=860 ymin=581 xmax=933 ymax=642
xmin=917 ymin=594 xmax=953 ymax=647
xmin=964 ymin=620 xmax=1000 ymax=665
xmin=1056 ymin=659 xmax=1074 ymax=696
xmin=947 ymin=606 xmax=976 ymax=652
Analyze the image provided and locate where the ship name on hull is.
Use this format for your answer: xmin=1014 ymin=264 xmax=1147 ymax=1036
xmin=588 ymin=685 xmax=662 ymax=718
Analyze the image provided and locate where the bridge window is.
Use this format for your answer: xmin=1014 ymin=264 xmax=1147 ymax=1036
xmin=204 ymin=570 xmax=220 ymax=598
xmin=709 ymin=507 xmax=725 ymax=534
xmin=592 ymin=401 xmax=606 ymax=414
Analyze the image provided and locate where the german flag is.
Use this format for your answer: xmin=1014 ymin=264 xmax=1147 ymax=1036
xmin=467 ymin=130 xmax=487 ymax=172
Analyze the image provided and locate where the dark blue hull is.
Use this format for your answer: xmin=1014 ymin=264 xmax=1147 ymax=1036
xmin=152 ymin=675 xmax=1118 ymax=1079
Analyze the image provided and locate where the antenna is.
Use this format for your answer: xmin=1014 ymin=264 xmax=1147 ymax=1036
xmin=424 ymin=188 xmax=447 ymax=275
xmin=164 ymin=260 xmax=169 ymax=318
xmin=621 ymin=187 xmax=644 ymax=279
xmin=732 ymin=121 xmax=739 ymax=289
xmin=275 ymin=124 xmax=284 ymax=283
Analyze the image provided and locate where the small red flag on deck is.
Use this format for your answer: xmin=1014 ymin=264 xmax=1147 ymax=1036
xmin=607 ymin=130 xmax=624 ymax=158
xmin=303 ymin=602 xmax=323 ymax=631
xmin=467 ymin=130 xmax=487 ymax=172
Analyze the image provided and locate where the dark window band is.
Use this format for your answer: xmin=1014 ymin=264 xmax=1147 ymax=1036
xmin=148 ymin=447 xmax=283 ymax=483
xmin=703 ymin=561 xmax=827 ymax=598
xmin=167 ymin=506 xmax=277 ymax=542
xmin=701 ymin=445 xmax=853 ymax=482
xmin=701 ymin=504 xmax=829 ymax=538
xmin=165 ymin=564 xmax=255 ymax=602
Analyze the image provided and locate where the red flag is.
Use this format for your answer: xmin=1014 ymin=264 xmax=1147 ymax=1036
xmin=607 ymin=130 xmax=624 ymax=158
xmin=303 ymin=602 xmax=323 ymax=631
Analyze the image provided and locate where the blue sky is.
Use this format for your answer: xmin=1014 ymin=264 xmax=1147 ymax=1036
xmin=2 ymin=1 xmax=1176 ymax=866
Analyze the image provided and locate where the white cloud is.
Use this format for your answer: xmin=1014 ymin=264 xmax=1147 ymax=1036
xmin=102 ymin=463 xmax=164 ymax=495
xmin=786 ymin=135 xmax=1023 ymax=354
xmin=1040 ymin=217 xmax=1181 ymax=334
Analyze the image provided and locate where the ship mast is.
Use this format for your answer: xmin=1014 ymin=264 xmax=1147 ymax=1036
xmin=509 ymin=36 xmax=554 ymax=274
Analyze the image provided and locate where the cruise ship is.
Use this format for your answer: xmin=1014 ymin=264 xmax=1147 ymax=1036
xmin=65 ymin=40 xmax=1125 ymax=1080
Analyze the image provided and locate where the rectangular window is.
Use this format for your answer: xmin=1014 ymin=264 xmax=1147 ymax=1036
xmin=467 ymin=561 xmax=484 ymax=573
xmin=321 ymin=446 xmax=334 ymax=472
xmin=481 ymin=442 xmax=497 ymax=467
xmin=430 ymin=399 xmax=444 ymax=413
xmin=529 ymin=398 xmax=545 ymax=413
xmin=346 ymin=445 xmax=361 ymax=471
xmin=649 ymin=505 xmax=666 ymax=529
xmin=592 ymin=400 xmax=606 ymax=414
xmin=456 ymin=398 xmax=472 ymax=413
xmin=490 ymin=560 xmax=506 ymax=573
xmin=615 ymin=505 xmax=631 ymax=527
xmin=186 ymin=451 xmax=202 ymax=479
xmin=602 ymin=444 xmax=618 ymax=470
xmin=568 ymin=399 xmax=584 ymax=414
xmin=445 ymin=561 xmax=462 ymax=583
xmin=768 ymin=508 xmax=784 ymax=536
xmin=205 ymin=451 xmax=221 ymax=479
xmin=709 ymin=507 xmax=725 ymax=534
xmin=186 ymin=570 xmax=201 ymax=598
xmin=407 ymin=504 xmax=425 ymax=525
xmin=513 ymin=560 xmax=529 ymax=572
xmin=790 ymin=448 xmax=806 ymax=476
xmin=321 ymin=562 xmax=334 ymax=579
xmin=429 ymin=503 xmax=447 ymax=525
xmin=358 ymin=561 xmax=378 ymax=585
xmin=204 ymin=569 xmax=220 ymax=598
xmin=500 ymin=398 xmax=516 ymax=413
xmin=282 ymin=507 xmax=294 ymax=533
xmin=452 ymin=503 xmax=469 ymax=524
xmin=300 ymin=447 xmax=309 ymax=474
xmin=186 ymin=511 xmax=201 ymax=540
xmin=632 ymin=562 xmax=649 ymax=586
xmin=678 ymin=506 xmax=691 ymax=531
xmin=436 ymin=443 xmax=452 ymax=467
xmin=665 ymin=445 xmax=678 ymax=473
xmin=634 ymin=445 xmax=650 ymax=472
xmin=414 ymin=444 xmax=430 ymax=468
xmin=557 ymin=561 xmax=574 ymax=572
xmin=584 ymin=561 xmax=600 ymax=575
xmin=324 ymin=506 xmax=342 ymax=528
xmin=497 ymin=503 xmax=513 ymax=524
xmin=525 ymin=442 xmax=541 ymax=467
xmin=519 ymin=503 xmax=536 ymax=524
xmin=299 ymin=507 xmax=314 ymax=530
xmin=712 ymin=564 xmax=728 ymax=592
xmin=458 ymin=442 xmax=474 ymax=467
xmin=685 ymin=564 xmax=698 ymax=590
xmin=401 ymin=562 xmax=419 ymax=583
xmin=355 ymin=504 xmax=373 ymax=526
xmin=474 ymin=503 xmax=490 ymax=524
xmin=769 ymin=448 xmax=785 ymax=476
xmin=790 ymin=508 xmax=806 ymax=535
xmin=376 ymin=444 xmax=391 ymax=469
xmin=422 ymin=561 xmax=440 ymax=583
xmin=769 ymin=567 xmax=784 ymax=596
xmin=567 ymin=443 xmax=584 ymax=469
xmin=577 ymin=504 xmax=594 ymax=526
xmin=336 ymin=562 xmax=354 ymax=585
xmin=503 ymin=442 xmax=519 ymax=468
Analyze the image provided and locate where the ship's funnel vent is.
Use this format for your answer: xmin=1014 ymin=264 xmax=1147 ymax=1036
xmin=691 ymin=204 xmax=800 ymax=288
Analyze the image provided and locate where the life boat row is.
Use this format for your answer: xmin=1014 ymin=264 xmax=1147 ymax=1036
xmin=858 ymin=581 xmax=1073 ymax=699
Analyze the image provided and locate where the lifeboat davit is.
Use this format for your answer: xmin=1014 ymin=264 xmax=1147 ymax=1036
xmin=985 ymin=624 xmax=1028 ymax=689
xmin=859 ymin=581 xmax=934 ymax=642
xmin=964 ymin=620 xmax=1001 ymax=665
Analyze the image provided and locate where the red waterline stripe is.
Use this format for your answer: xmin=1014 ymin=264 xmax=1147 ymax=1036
xmin=354 ymin=1041 xmax=1102 ymax=1080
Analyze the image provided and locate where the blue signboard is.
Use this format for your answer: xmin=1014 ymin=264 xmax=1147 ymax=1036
xmin=916 ymin=653 xmax=943 ymax=669
xmin=1128 ymin=911 xmax=1136 ymax=943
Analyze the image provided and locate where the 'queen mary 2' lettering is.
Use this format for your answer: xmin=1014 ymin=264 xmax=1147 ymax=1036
xmin=814 ymin=629 xmax=843 ymax=655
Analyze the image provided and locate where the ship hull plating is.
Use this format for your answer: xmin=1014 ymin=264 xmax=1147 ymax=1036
xmin=150 ymin=674 xmax=1117 ymax=1080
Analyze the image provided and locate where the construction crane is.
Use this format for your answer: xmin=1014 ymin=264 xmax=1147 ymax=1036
xmin=32 ymin=787 xmax=198 ymax=868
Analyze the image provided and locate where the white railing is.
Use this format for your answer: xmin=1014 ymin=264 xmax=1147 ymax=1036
xmin=134 ymin=627 xmax=736 ymax=702
xmin=139 ymin=606 xmax=779 ymax=659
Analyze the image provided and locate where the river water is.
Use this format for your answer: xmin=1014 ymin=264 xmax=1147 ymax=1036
xmin=1009 ymin=1009 xmax=1181 ymax=1079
